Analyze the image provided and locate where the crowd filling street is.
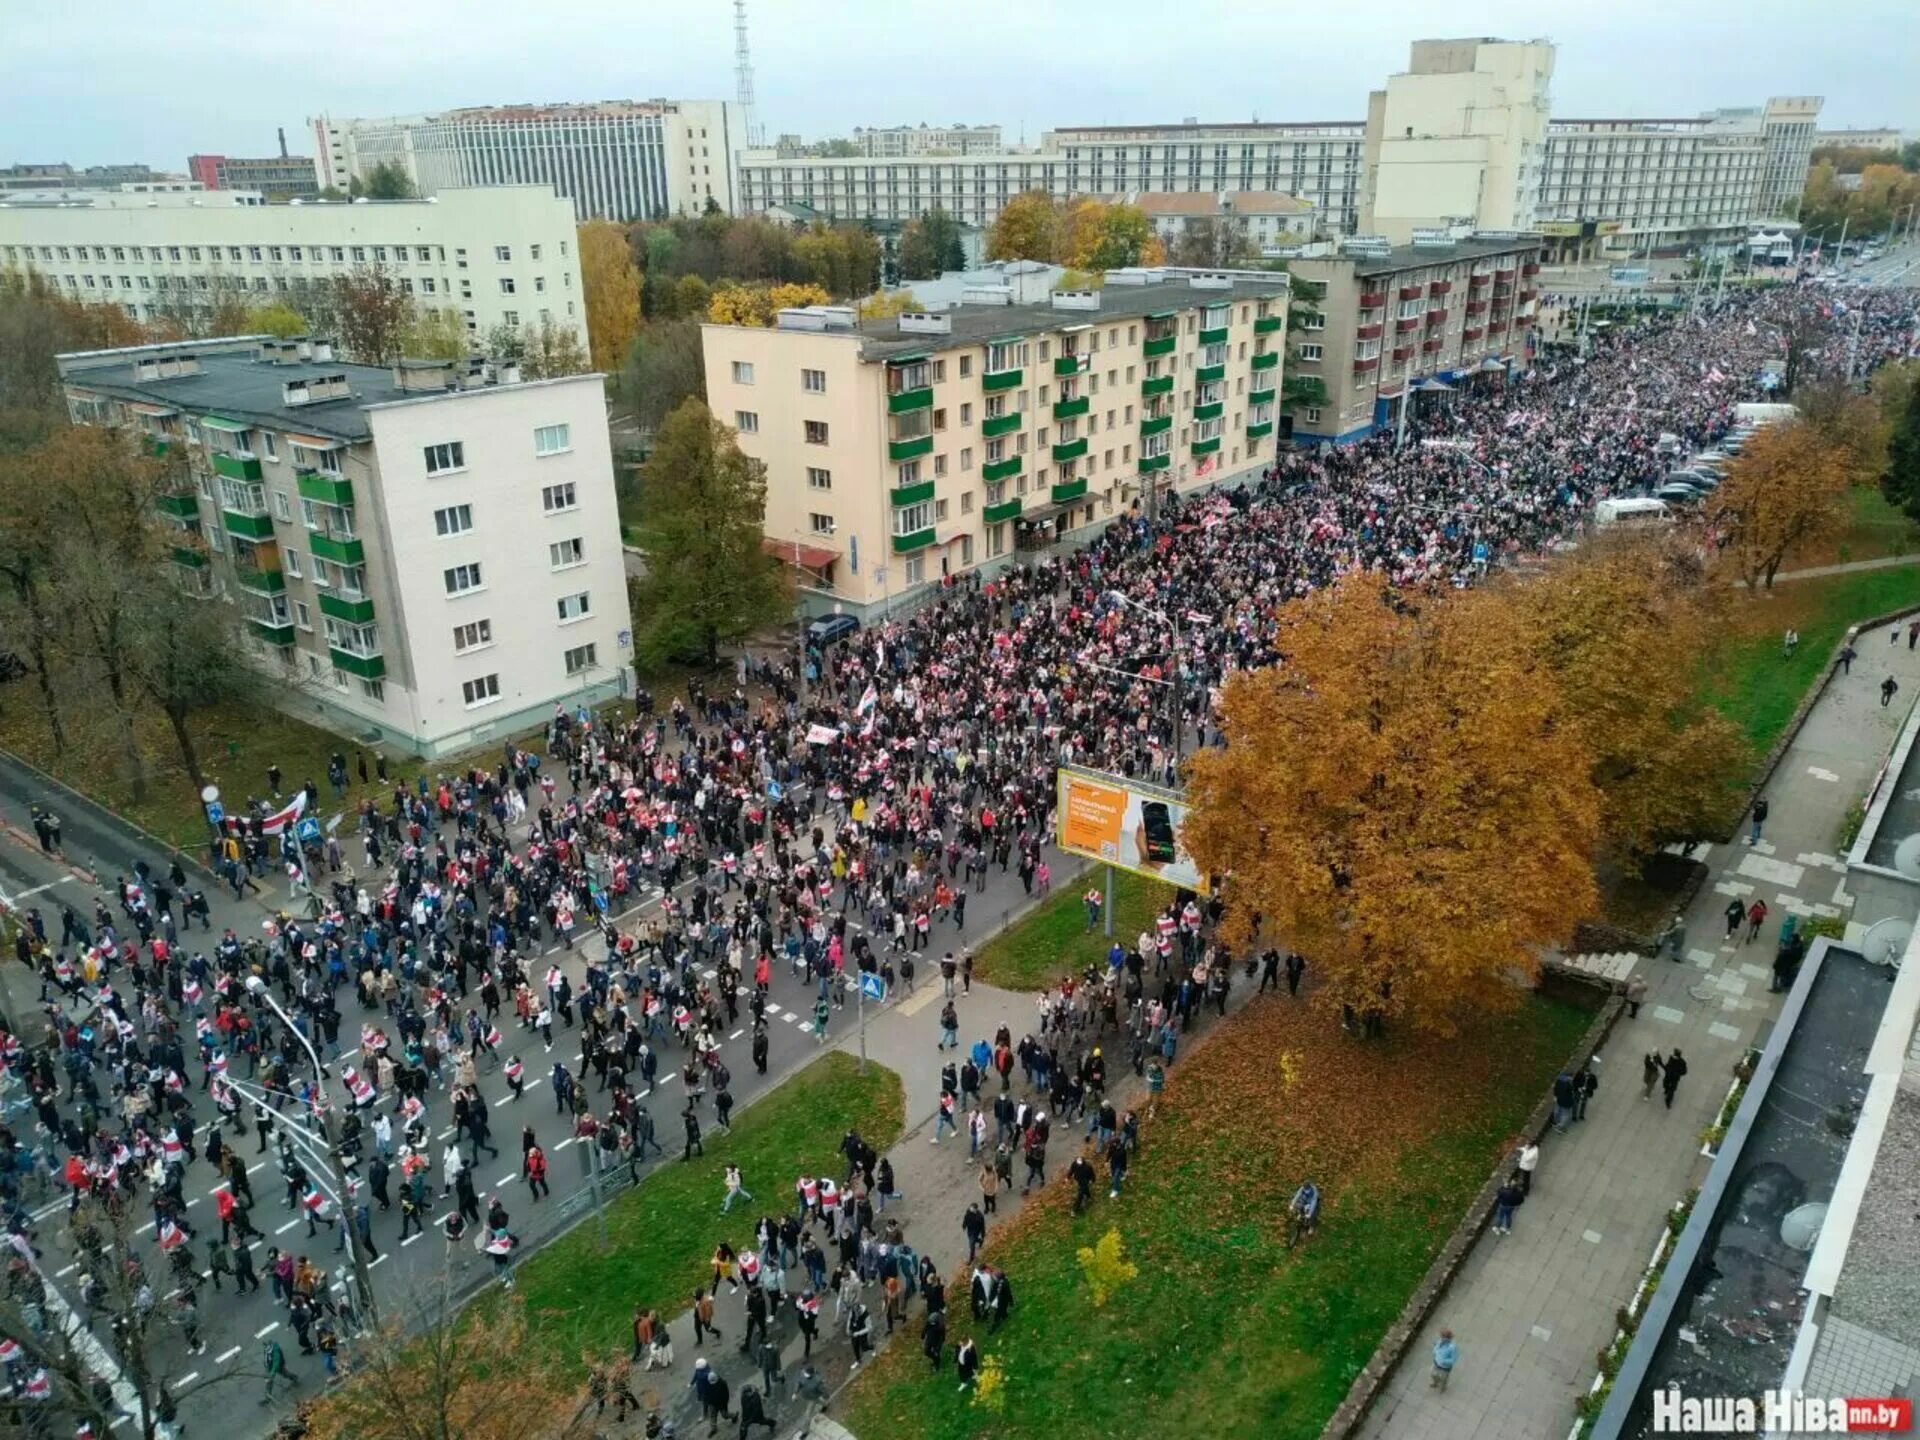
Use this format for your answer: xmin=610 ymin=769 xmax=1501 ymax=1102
xmin=3 ymin=274 xmax=1918 ymax=1439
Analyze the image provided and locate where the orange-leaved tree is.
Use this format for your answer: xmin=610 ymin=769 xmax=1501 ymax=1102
xmin=1710 ymin=418 xmax=1852 ymax=589
xmin=986 ymin=190 xmax=1062 ymax=263
xmin=578 ymin=219 xmax=641 ymax=374
xmin=706 ymin=281 xmax=833 ymax=327
xmin=1183 ymin=572 xmax=1600 ymax=1033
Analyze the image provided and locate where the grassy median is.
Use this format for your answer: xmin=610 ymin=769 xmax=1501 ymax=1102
xmin=972 ymin=867 xmax=1175 ymax=991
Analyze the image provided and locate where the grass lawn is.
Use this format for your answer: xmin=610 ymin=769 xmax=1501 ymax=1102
xmin=839 ymin=989 xmax=1595 ymax=1440
xmin=1795 ymin=487 xmax=1920 ymax=569
xmin=972 ymin=868 xmax=1175 ymax=991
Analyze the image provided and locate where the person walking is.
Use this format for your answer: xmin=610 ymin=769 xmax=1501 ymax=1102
xmin=721 ymin=1164 xmax=752 ymax=1214
xmin=1660 ymin=1048 xmax=1689 ymax=1109
xmin=1883 ymin=675 xmax=1900 ymax=708
xmin=1492 ymin=1175 xmax=1524 ymax=1236
xmin=1642 ymin=1050 xmax=1663 ymax=1100
xmin=1430 ymin=1329 xmax=1458 ymax=1391
xmin=962 ymin=1202 xmax=987 ymax=1264
xmin=259 ymin=1336 xmax=299 ymax=1405
xmin=1748 ymin=796 xmax=1769 ymax=846
xmin=1746 ymin=898 xmax=1769 ymax=944
xmin=1515 ymin=1141 xmax=1540 ymax=1196
xmin=524 ymin=1141 xmax=549 ymax=1201
xmin=1724 ymin=898 xmax=1745 ymax=941
xmin=1624 ymin=972 xmax=1647 ymax=1018
xmin=1837 ymin=641 xmax=1857 ymax=676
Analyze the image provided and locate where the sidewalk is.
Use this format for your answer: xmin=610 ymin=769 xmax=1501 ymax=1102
xmin=1356 ymin=637 xmax=1920 ymax=1440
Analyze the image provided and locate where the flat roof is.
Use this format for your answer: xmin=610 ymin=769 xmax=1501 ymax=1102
xmin=848 ymin=274 xmax=1291 ymax=361
xmin=1290 ymin=235 xmax=1543 ymax=278
xmin=63 ymin=350 xmax=413 ymax=441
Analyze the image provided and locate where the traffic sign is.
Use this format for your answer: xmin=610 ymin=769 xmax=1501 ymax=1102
xmin=858 ymin=972 xmax=887 ymax=1003
xmin=204 ymin=801 xmax=225 ymax=827
xmin=766 ymin=779 xmax=784 ymax=801
xmin=295 ymin=816 xmax=321 ymax=843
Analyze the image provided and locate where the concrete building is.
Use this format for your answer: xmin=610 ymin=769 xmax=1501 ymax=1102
xmin=1816 ymin=126 xmax=1909 ymax=153
xmin=0 ymin=186 xmax=587 ymax=351
xmin=1360 ymin=37 xmax=1557 ymax=244
xmin=0 ymin=163 xmax=160 ymax=194
xmin=1282 ymin=231 xmax=1545 ymax=445
xmin=1758 ymin=96 xmax=1824 ymax=217
xmin=57 ymin=336 xmax=629 ymax=756
xmin=310 ymin=100 xmax=742 ymax=221
xmin=1125 ymin=191 xmax=1318 ymax=252
xmin=849 ymin=124 xmax=1003 ymax=157
xmin=702 ymin=268 xmax=1289 ymax=618
xmin=188 ymin=150 xmax=320 ymax=202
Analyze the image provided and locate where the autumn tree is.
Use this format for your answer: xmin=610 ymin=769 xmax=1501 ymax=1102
xmin=331 ymin=265 xmax=414 ymax=365
xmin=126 ymin=563 xmax=258 ymax=796
xmin=1169 ymin=218 xmax=1257 ymax=269
xmin=513 ymin=315 xmax=591 ymax=378
xmin=1795 ymin=377 xmax=1888 ymax=487
xmin=1498 ymin=536 xmax=1747 ymax=863
xmin=791 ymin=223 xmax=881 ymax=298
xmin=619 ymin=318 xmax=705 ymax=434
xmin=1880 ymin=365 xmax=1920 ymax=521
xmin=898 ymin=208 xmax=967 ymax=280
xmin=857 ymin=289 xmax=922 ymax=322
xmin=706 ymin=281 xmax=833 ymax=327
xmin=1710 ymin=418 xmax=1852 ymax=588
xmin=578 ymin=219 xmax=641 ymax=374
xmin=1183 ymin=573 xmax=1600 ymax=1033
xmin=1079 ymin=202 xmax=1164 ymax=269
xmin=987 ymin=190 xmax=1062 ymax=263
xmin=404 ymin=305 xmax=473 ymax=361
xmin=352 ymin=160 xmax=417 ymax=199
xmin=630 ymin=399 xmax=789 ymax=668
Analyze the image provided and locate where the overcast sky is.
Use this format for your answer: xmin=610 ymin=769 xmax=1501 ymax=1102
xmin=3 ymin=0 xmax=1910 ymax=169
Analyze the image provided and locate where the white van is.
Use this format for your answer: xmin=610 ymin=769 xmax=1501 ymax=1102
xmin=1733 ymin=402 xmax=1797 ymax=428
xmin=1595 ymin=497 xmax=1673 ymax=530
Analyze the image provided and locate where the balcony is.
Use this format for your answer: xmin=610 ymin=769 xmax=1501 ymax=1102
xmin=1052 ymin=436 xmax=1088 ymax=463
xmin=1140 ymin=413 xmax=1172 ymax=437
xmin=890 ymin=479 xmax=936 ymax=507
xmin=1054 ymin=354 xmax=1088 ymax=377
xmin=1052 ymin=478 xmax=1087 ymax=504
xmin=1395 ymin=316 xmax=1420 ymax=332
xmin=1392 ymin=345 xmax=1413 ymax=361
xmin=1353 ymin=355 xmax=1380 ymax=373
xmin=1251 ymin=350 xmax=1279 ymax=372
xmin=1253 ymin=314 xmax=1283 ymax=334
xmin=1191 ymin=436 xmax=1221 ymax=457
xmin=156 ymin=491 xmax=199 ymax=519
xmin=1428 ymin=280 xmax=1453 ymax=296
xmin=249 ymin=618 xmax=296 ymax=647
xmin=891 ymin=527 xmax=935 ymax=554
xmin=1141 ymin=374 xmax=1174 ymax=397
xmin=1196 ymin=363 xmax=1226 ymax=385
xmin=1422 ymin=337 xmax=1444 ymax=352
xmin=1468 ymin=271 xmax=1491 ymax=288
xmin=982 ymin=455 xmax=1022 ymax=483
xmin=307 ymin=529 xmax=364 ymax=565
xmin=296 ymin=471 xmax=353 ymax=507
xmin=1193 ymin=401 xmax=1223 ymax=422
xmin=1463 ymin=326 xmax=1485 ymax=341
xmin=1139 ymin=451 xmax=1170 ymax=473
xmin=1142 ymin=335 xmax=1177 ymax=358
xmin=983 ymin=496 xmax=1023 ymax=524
xmin=319 ymin=591 xmax=376 ymax=624
xmin=234 ymin=563 xmax=285 ymax=595
xmin=1518 ymin=289 xmax=1538 ymax=304
xmin=142 ymin=435 xmax=171 ymax=458
xmin=1356 ymin=323 xmax=1383 ymax=341
xmin=1398 ymin=285 xmax=1422 ymax=301
xmin=222 ymin=508 xmax=274 ymax=540
xmin=1246 ymin=420 xmax=1274 ymax=440
xmin=982 ymin=412 xmax=1022 ymax=438
xmin=888 ymin=434 xmax=934 ymax=462
xmin=983 ymin=368 xmax=1022 ymax=391
xmin=172 ymin=546 xmax=207 ymax=569
xmin=887 ymin=386 xmax=933 ymax=414
xmin=1465 ymin=299 xmax=1489 ymax=315
xmin=1358 ymin=290 xmax=1387 ymax=309
xmin=328 ymin=646 xmax=386 ymax=680
xmin=1198 ymin=325 xmax=1229 ymax=346
xmin=211 ymin=452 xmax=262 ymax=482
xmin=1427 ymin=308 xmax=1448 ymax=325
xmin=1248 ymin=385 xmax=1276 ymax=407
xmin=1053 ymin=395 xmax=1089 ymax=421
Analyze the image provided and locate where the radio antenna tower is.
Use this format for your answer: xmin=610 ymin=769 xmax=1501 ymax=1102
xmin=733 ymin=0 xmax=762 ymax=147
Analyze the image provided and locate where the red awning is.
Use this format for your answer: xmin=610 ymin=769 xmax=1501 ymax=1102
xmin=763 ymin=538 xmax=839 ymax=570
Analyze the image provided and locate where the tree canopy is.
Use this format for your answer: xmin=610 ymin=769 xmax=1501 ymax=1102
xmin=1709 ymin=418 xmax=1852 ymax=588
xmin=898 ymin=209 xmax=967 ymax=280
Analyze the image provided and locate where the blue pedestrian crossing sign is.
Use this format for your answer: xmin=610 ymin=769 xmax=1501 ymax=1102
xmin=859 ymin=972 xmax=887 ymax=1003
xmin=766 ymin=779 xmax=784 ymax=800
xmin=295 ymin=816 xmax=322 ymax=843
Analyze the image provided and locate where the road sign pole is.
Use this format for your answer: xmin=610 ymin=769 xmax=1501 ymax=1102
xmin=856 ymin=978 xmax=867 ymax=1075
xmin=1104 ymin=863 xmax=1114 ymax=939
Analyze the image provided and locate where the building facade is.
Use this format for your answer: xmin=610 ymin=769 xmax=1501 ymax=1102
xmin=57 ymin=337 xmax=629 ymax=756
xmin=1361 ymin=37 xmax=1557 ymax=243
xmin=1127 ymin=191 xmax=1317 ymax=252
xmin=187 ymin=154 xmax=320 ymax=201
xmin=1284 ymin=233 xmax=1545 ymax=445
xmin=0 ymin=187 xmax=587 ymax=351
xmin=702 ymin=269 xmax=1289 ymax=619
xmin=311 ymin=100 xmax=742 ymax=220
xmin=0 ymin=163 xmax=159 ymax=193
xmin=1758 ymin=96 xmax=1824 ymax=217
xmin=1815 ymin=127 xmax=1907 ymax=153
xmin=850 ymin=124 xmax=1003 ymax=157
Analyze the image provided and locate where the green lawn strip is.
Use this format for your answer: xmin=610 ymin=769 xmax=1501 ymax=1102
xmin=840 ymin=997 xmax=1590 ymax=1440
xmin=972 ymin=869 xmax=1174 ymax=991
xmin=1824 ymin=487 xmax=1920 ymax=566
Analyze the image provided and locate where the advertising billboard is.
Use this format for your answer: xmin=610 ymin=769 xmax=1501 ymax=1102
xmin=1055 ymin=765 xmax=1209 ymax=894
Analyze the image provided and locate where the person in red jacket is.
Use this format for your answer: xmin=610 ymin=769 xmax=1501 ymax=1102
xmin=524 ymin=1142 xmax=549 ymax=1201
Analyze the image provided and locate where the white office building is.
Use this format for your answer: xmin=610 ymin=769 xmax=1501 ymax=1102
xmin=58 ymin=336 xmax=630 ymax=756
xmin=0 ymin=187 xmax=587 ymax=350
xmin=311 ymin=100 xmax=743 ymax=221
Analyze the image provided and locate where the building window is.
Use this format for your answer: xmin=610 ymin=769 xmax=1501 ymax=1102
xmin=360 ymin=678 xmax=385 ymax=703
xmin=959 ymin=356 xmax=972 ymax=378
xmin=271 ymin=491 xmax=292 ymax=522
xmin=801 ymin=368 xmax=826 ymax=393
xmin=735 ymin=411 xmax=759 ymax=433
xmin=557 ymin=592 xmax=592 ymax=621
xmin=542 ymin=482 xmax=578 ymax=513
xmin=804 ymin=420 xmax=829 ymax=445
xmin=424 ymin=441 xmax=465 ymax=475
xmin=462 ymin=673 xmax=501 ymax=707
xmin=903 ymin=556 xmax=925 ymax=585
xmin=733 ymin=361 xmax=755 ymax=385
xmin=494 ymin=246 xmax=511 ymax=262
xmin=549 ymin=537 xmax=586 ymax=569
xmin=892 ymin=501 xmax=933 ymax=536
xmin=534 ymin=423 xmax=570 ymax=456
xmin=283 ymin=550 xmax=303 ymax=579
xmin=444 ymin=562 xmax=484 ymax=595
xmin=434 ymin=504 xmax=473 ymax=536
xmin=809 ymin=513 xmax=835 ymax=535
xmin=453 ymin=619 xmax=493 ymax=652
xmin=530 ymin=244 xmax=542 ymax=261
xmin=960 ymin=448 xmax=973 ymax=471
xmin=1303 ymin=407 xmax=1322 ymax=424
xmin=294 ymin=601 xmax=312 ymax=631
xmin=934 ymin=455 xmax=948 ymax=477
xmin=260 ymin=433 xmax=277 ymax=460
xmin=563 ymin=643 xmax=598 ymax=676
xmin=806 ymin=467 xmax=832 ymax=491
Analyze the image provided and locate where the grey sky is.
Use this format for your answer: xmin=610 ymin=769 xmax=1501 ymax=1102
xmin=2 ymin=0 xmax=1909 ymax=169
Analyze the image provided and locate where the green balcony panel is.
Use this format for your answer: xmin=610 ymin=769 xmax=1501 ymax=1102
xmin=1193 ymin=402 xmax=1224 ymax=422
xmin=142 ymin=435 xmax=171 ymax=457
xmin=1053 ymin=354 xmax=1086 ymax=377
xmin=982 ymin=412 xmax=1022 ymax=438
xmin=318 ymin=591 xmax=376 ymax=624
xmin=982 ymin=368 xmax=1022 ymax=391
xmin=1199 ymin=326 xmax=1229 ymax=345
xmin=329 ymin=647 xmax=386 ymax=679
xmin=1053 ymin=395 xmax=1089 ymax=421
xmin=1141 ymin=414 xmax=1172 ymax=437
xmin=982 ymin=456 xmax=1022 ymax=483
xmin=235 ymin=567 xmax=286 ymax=595
xmin=1139 ymin=452 xmax=1171 ymax=473
xmin=1251 ymin=350 xmax=1280 ymax=371
xmin=1051 ymin=436 xmax=1088 ymax=463
xmin=211 ymin=452 xmax=262 ymax=482
xmin=1052 ymin=478 xmax=1088 ymax=504
xmin=891 ymin=527 xmax=935 ymax=554
xmin=1249 ymin=386 xmax=1277 ymax=407
xmin=888 ymin=435 xmax=934 ymax=462
xmin=1192 ymin=436 xmax=1221 ymax=457
xmin=983 ymin=497 xmax=1023 ymax=524
xmin=890 ymin=479 xmax=936 ymax=507
xmin=1141 ymin=374 xmax=1174 ymax=397
xmin=1142 ymin=335 xmax=1176 ymax=358
xmin=222 ymin=508 xmax=274 ymax=540
xmin=887 ymin=387 xmax=933 ymax=414
xmin=296 ymin=471 xmax=354 ymax=506
xmin=249 ymin=618 xmax=296 ymax=647
xmin=1196 ymin=364 xmax=1226 ymax=385
xmin=1254 ymin=315 xmax=1283 ymax=334
xmin=156 ymin=491 xmax=199 ymax=518
xmin=307 ymin=531 xmax=365 ymax=565
xmin=1247 ymin=421 xmax=1274 ymax=440
xmin=172 ymin=546 xmax=207 ymax=568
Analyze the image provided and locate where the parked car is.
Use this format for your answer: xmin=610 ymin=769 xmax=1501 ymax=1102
xmin=805 ymin=614 xmax=860 ymax=649
xmin=1655 ymin=483 xmax=1707 ymax=506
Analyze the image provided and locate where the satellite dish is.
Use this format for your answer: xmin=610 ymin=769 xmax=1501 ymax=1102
xmin=1861 ymin=917 xmax=1911 ymax=971
xmin=1892 ymin=833 xmax=1920 ymax=879
xmin=1781 ymin=1202 xmax=1827 ymax=1252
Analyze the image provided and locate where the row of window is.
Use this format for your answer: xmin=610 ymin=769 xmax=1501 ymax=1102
xmin=4 ymin=237 xmax=565 ymax=268
xmin=440 ymin=537 xmax=586 ymax=597
xmin=458 ymin=643 xmax=596 ymax=710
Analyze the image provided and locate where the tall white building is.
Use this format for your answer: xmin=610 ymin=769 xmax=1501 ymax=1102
xmin=310 ymin=100 xmax=743 ymax=221
xmin=0 ymin=187 xmax=587 ymax=350
xmin=58 ymin=337 xmax=630 ymax=756
xmin=1758 ymin=96 xmax=1824 ymax=217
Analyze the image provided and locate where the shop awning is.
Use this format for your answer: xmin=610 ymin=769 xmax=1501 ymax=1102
xmin=201 ymin=414 xmax=251 ymax=433
xmin=1415 ymin=378 xmax=1455 ymax=393
xmin=1479 ymin=356 xmax=1508 ymax=373
xmin=127 ymin=401 xmax=177 ymax=417
xmin=763 ymin=538 xmax=839 ymax=570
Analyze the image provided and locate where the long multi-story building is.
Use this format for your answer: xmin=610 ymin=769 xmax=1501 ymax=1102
xmin=310 ymin=100 xmax=743 ymax=221
xmin=1815 ymin=127 xmax=1909 ymax=153
xmin=702 ymin=268 xmax=1289 ymax=618
xmin=0 ymin=162 xmax=159 ymax=194
xmin=0 ymin=187 xmax=586 ymax=351
xmin=188 ymin=138 xmax=320 ymax=202
xmin=1283 ymin=232 xmax=1545 ymax=445
xmin=850 ymin=124 xmax=1003 ymax=157
xmin=57 ymin=336 xmax=629 ymax=755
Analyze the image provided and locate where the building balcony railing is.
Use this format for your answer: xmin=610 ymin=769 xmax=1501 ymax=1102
xmin=1392 ymin=345 xmax=1413 ymax=361
xmin=1198 ymin=325 xmax=1229 ymax=346
xmin=1356 ymin=323 xmax=1383 ymax=342
xmin=982 ymin=412 xmax=1022 ymax=438
xmin=1142 ymin=335 xmax=1177 ymax=358
xmin=1428 ymin=280 xmax=1453 ymax=295
xmin=172 ymin=546 xmax=207 ymax=569
xmin=307 ymin=529 xmax=364 ymax=565
xmin=249 ymin=618 xmax=297 ymax=647
xmin=1427 ymin=308 xmax=1448 ymax=325
xmin=982 ymin=456 xmax=1022 ymax=483
xmin=296 ymin=471 xmax=353 ymax=507
xmin=983 ymin=496 xmax=1022 ymax=524
xmin=1246 ymin=420 xmax=1274 ymax=440
xmin=983 ymin=368 xmax=1022 ymax=391
xmin=1054 ymin=353 xmax=1088 ymax=377
xmin=1353 ymin=356 xmax=1380 ymax=373
xmin=1052 ymin=436 xmax=1088 ymax=463
xmin=1193 ymin=401 xmax=1224 ymax=422
xmin=156 ymin=491 xmax=199 ymax=519
xmin=1395 ymin=316 xmax=1420 ymax=332
xmin=886 ymin=386 xmax=933 ymax=414
xmin=211 ymin=452 xmax=262 ymax=482
xmin=318 ymin=591 xmax=375 ymax=625
xmin=1358 ymin=290 xmax=1388 ymax=308
xmin=1468 ymin=271 xmax=1492 ymax=287
xmin=1052 ymin=477 xmax=1088 ymax=504
xmin=1398 ymin=284 xmax=1423 ymax=300
xmin=1465 ymin=299 xmax=1489 ymax=314
xmin=1141 ymin=374 xmax=1174 ymax=397
xmin=888 ymin=435 xmax=934 ymax=462
xmin=1053 ymin=395 xmax=1089 ymax=421
xmin=222 ymin=508 xmax=274 ymax=541
xmin=891 ymin=527 xmax=935 ymax=554
xmin=1463 ymin=326 xmax=1486 ymax=341
xmin=1422 ymin=337 xmax=1444 ymax=352
xmin=1139 ymin=452 xmax=1170 ymax=473
xmin=1253 ymin=314 xmax=1283 ymax=334
xmin=1250 ymin=350 xmax=1279 ymax=371
xmin=328 ymin=646 xmax=386 ymax=680
xmin=890 ymin=479 xmax=936 ymax=507
xmin=1191 ymin=436 xmax=1221 ymax=457
xmin=1195 ymin=363 xmax=1226 ymax=384
xmin=1140 ymin=413 xmax=1172 ymax=437
xmin=1248 ymin=385 xmax=1276 ymax=407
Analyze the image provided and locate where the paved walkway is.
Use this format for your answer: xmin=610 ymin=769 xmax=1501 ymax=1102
xmin=1358 ymin=636 xmax=1920 ymax=1440
xmin=1759 ymin=553 xmax=1920 ymax=585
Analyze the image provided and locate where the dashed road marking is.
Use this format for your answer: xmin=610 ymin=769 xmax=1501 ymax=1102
xmin=216 ymin=1346 xmax=242 ymax=1364
xmin=255 ymin=1322 xmax=279 ymax=1339
xmin=174 ymin=1371 xmax=199 ymax=1389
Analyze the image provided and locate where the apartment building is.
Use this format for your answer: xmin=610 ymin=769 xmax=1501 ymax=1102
xmin=0 ymin=163 xmax=160 ymax=194
xmin=1816 ymin=127 xmax=1908 ymax=153
xmin=56 ymin=336 xmax=629 ymax=756
xmin=311 ymin=100 xmax=742 ymax=220
xmin=703 ymin=270 xmax=1289 ymax=619
xmin=1127 ymin=191 xmax=1318 ymax=252
xmin=1758 ymin=97 xmax=1824 ymax=217
xmin=0 ymin=187 xmax=587 ymax=350
xmin=849 ymin=124 xmax=1003 ymax=157
xmin=1284 ymin=232 xmax=1545 ymax=445
xmin=187 ymin=155 xmax=320 ymax=201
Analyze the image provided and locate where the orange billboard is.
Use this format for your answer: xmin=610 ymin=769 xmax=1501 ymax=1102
xmin=1055 ymin=765 xmax=1208 ymax=893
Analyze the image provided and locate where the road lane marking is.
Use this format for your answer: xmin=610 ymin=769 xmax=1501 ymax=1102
xmin=255 ymin=1322 xmax=279 ymax=1338
xmin=215 ymin=1346 xmax=242 ymax=1364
